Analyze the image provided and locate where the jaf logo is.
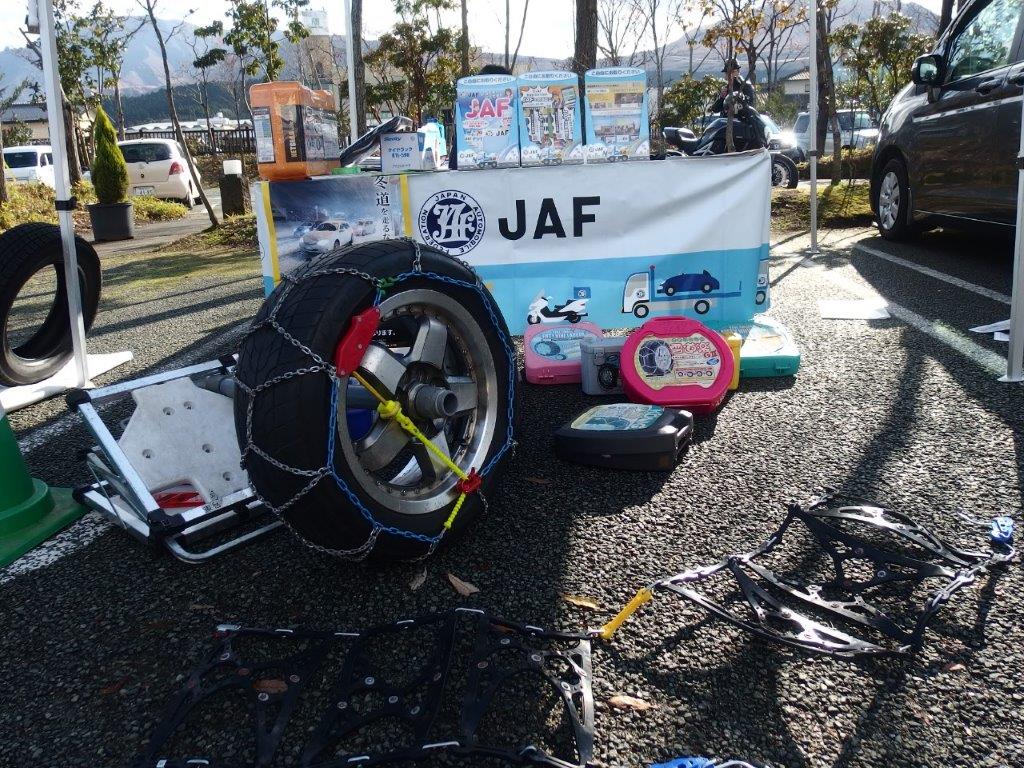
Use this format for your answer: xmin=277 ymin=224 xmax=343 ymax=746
xmin=418 ymin=190 xmax=485 ymax=256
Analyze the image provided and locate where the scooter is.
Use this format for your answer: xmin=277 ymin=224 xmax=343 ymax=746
xmin=527 ymin=292 xmax=589 ymax=324
xmin=663 ymin=94 xmax=799 ymax=189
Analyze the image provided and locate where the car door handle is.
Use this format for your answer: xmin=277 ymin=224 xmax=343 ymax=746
xmin=1012 ymin=72 xmax=1024 ymax=86
xmin=975 ymin=78 xmax=1000 ymax=93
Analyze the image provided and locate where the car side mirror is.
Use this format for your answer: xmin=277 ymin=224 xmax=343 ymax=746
xmin=912 ymin=54 xmax=943 ymax=86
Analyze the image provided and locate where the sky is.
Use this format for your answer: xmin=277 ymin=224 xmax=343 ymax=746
xmin=1 ymin=0 xmax=944 ymax=56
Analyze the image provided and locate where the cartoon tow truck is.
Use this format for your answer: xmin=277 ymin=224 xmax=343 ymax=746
xmin=755 ymin=257 xmax=769 ymax=306
xmin=621 ymin=265 xmax=741 ymax=318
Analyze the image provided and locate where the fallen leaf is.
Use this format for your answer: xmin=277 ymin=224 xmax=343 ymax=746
xmin=253 ymin=679 xmax=288 ymax=695
xmin=447 ymin=572 xmax=480 ymax=597
xmin=561 ymin=594 xmax=601 ymax=611
xmin=100 ymin=677 xmax=129 ymax=695
xmin=608 ymin=694 xmax=654 ymax=712
xmin=525 ymin=477 xmax=552 ymax=485
xmin=943 ymin=662 xmax=965 ymax=672
xmin=409 ymin=568 xmax=428 ymax=591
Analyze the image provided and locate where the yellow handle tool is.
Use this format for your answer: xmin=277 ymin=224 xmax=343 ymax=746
xmin=597 ymin=587 xmax=654 ymax=641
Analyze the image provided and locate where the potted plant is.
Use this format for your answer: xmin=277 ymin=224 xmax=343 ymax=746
xmin=88 ymin=107 xmax=134 ymax=241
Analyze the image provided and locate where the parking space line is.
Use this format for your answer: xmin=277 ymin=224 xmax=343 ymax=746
xmin=853 ymin=243 xmax=1011 ymax=305
xmin=808 ymin=257 xmax=1007 ymax=376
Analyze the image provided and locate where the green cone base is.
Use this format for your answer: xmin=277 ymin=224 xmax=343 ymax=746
xmin=0 ymin=484 xmax=88 ymax=569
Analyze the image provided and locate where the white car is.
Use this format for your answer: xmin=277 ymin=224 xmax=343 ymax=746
xmin=117 ymin=139 xmax=201 ymax=207
xmin=301 ymin=220 xmax=353 ymax=253
xmin=2 ymin=145 xmax=55 ymax=188
xmin=792 ymin=110 xmax=879 ymax=160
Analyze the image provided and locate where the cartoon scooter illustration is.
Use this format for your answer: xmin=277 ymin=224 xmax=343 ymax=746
xmin=527 ymin=291 xmax=590 ymax=324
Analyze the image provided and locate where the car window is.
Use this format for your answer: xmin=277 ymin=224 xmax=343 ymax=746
xmin=315 ymin=223 xmax=336 ymax=231
xmin=837 ymin=112 xmax=854 ymax=131
xmin=794 ymin=114 xmax=809 ymax=133
xmin=3 ymin=151 xmax=39 ymax=168
xmin=761 ymin=115 xmax=781 ymax=134
xmin=945 ymin=0 xmax=1023 ymax=83
xmin=118 ymin=143 xmax=173 ymax=163
xmin=42 ymin=153 xmax=52 ymax=165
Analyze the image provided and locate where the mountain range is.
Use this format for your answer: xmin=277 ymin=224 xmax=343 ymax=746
xmin=0 ymin=0 xmax=938 ymax=100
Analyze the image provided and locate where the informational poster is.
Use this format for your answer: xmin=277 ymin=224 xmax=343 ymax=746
xmin=583 ymin=67 xmax=650 ymax=163
xmin=455 ymin=74 xmax=520 ymax=170
xmin=252 ymin=107 xmax=275 ymax=164
xmin=517 ymin=71 xmax=583 ymax=166
xmin=252 ymin=150 xmax=772 ymax=334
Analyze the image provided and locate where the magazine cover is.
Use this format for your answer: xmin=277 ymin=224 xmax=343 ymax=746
xmin=583 ymin=67 xmax=650 ymax=163
xmin=517 ymin=71 xmax=584 ymax=166
xmin=455 ymin=74 xmax=521 ymax=170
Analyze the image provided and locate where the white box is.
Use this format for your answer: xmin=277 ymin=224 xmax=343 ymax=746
xmin=380 ymin=132 xmax=426 ymax=173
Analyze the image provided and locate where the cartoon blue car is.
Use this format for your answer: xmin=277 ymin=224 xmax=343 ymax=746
xmin=658 ymin=269 xmax=720 ymax=296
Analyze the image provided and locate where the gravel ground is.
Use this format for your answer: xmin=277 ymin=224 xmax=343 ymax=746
xmin=2 ymin=225 xmax=1023 ymax=768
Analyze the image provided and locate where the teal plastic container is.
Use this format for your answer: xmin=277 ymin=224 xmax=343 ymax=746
xmin=719 ymin=314 xmax=800 ymax=377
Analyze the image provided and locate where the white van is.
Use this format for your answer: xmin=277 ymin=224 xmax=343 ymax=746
xmin=2 ymin=145 xmax=56 ymax=188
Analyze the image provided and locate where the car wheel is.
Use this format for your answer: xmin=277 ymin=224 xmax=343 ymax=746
xmin=234 ymin=240 xmax=517 ymax=562
xmin=183 ymin=186 xmax=195 ymax=209
xmin=664 ymin=285 xmax=676 ymax=296
xmin=694 ymin=299 xmax=710 ymax=315
xmin=876 ymin=158 xmax=916 ymax=241
xmin=334 ymin=239 xmax=341 ymax=249
xmin=755 ymin=289 xmax=767 ymax=305
xmin=701 ymin=283 xmax=713 ymax=294
xmin=633 ymin=303 xmax=649 ymax=319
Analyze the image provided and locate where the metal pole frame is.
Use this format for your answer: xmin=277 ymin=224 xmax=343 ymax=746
xmin=1001 ymin=91 xmax=1024 ymax=382
xmin=37 ymin=0 xmax=90 ymax=387
xmin=343 ymin=0 xmax=359 ymax=145
xmin=807 ymin=0 xmax=820 ymax=255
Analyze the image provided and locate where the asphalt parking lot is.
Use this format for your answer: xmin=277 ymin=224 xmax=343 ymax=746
xmin=2 ymin=223 xmax=1023 ymax=767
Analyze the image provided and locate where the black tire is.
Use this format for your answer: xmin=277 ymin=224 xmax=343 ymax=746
xmin=755 ymin=289 xmax=767 ymax=305
xmin=633 ymin=303 xmax=650 ymax=318
xmin=234 ymin=240 xmax=518 ymax=561
xmin=876 ymin=157 xmax=916 ymax=241
xmin=566 ymin=311 xmax=580 ymax=323
xmin=526 ymin=315 xmax=540 ymax=325
xmin=333 ymin=240 xmax=341 ymax=249
xmin=694 ymin=299 xmax=710 ymax=315
xmin=0 ymin=223 xmax=102 ymax=386
xmin=701 ymin=282 xmax=713 ymax=294
xmin=771 ymin=154 xmax=799 ymax=189
xmin=664 ymin=285 xmax=676 ymax=296
xmin=597 ymin=363 xmax=619 ymax=391
xmin=183 ymin=187 xmax=195 ymax=209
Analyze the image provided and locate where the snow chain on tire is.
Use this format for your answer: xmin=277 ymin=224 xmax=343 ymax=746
xmin=233 ymin=238 xmax=518 ymax=562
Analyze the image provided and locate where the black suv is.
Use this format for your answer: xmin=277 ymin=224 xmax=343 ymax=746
xmin=870 ymin=0 xmax=1024 ymax=240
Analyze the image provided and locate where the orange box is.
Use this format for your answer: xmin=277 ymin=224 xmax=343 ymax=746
xmin=250 ymin=81 xmax=341 ymax=180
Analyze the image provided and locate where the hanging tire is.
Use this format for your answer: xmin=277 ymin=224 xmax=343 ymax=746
xmin=234 ymin=240 xmax=518 ymax=562
xmin=0 ymin=222 xmax=102 ymax=386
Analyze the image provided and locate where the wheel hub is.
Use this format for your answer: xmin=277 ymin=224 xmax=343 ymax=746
xmin=335 ymin=289 xmax=498 ymax=516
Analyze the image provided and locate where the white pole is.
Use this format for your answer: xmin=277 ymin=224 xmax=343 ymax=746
xmin=37 ymin=0 xmax=89 ymax=387
xmin=1001 ymin=90 xmax=1024 ymax=382
xmin=343 ymin=0 xmax=358 ymax=144
xmin=807 ymin=0 xmax=819 ymax=254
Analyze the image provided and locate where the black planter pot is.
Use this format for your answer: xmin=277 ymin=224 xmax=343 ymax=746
xmin=88 ymin=201 xmax=135 ymax=242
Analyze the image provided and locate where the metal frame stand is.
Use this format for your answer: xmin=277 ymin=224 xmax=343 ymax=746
xmin=69 ymin=359 xmax=281 ymax=563
xmin=806 ymin=0 xmax=821 ymax=255
xmin=1002 ymin=88 xmax=1024 ymax=382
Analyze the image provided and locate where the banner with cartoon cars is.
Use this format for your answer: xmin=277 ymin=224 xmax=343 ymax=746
xmin=252 ymin=150 xmax=771 ymax=334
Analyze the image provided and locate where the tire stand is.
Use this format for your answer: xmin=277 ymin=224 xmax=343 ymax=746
xmin=70 ymin=358 xmax=281 ymax=563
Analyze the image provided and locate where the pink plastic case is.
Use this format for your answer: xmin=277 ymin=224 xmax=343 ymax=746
xmin=620 ymin=316 xmax=734 ymax=413
xmin=524 ymin=322 xmax=604 ymax=385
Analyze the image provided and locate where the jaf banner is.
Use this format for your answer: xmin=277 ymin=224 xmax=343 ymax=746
xmin=251 ymin=150 xmax=772 ymax=334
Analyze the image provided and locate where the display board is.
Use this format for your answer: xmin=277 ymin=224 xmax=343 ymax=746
xmin=252 ymin=150 xmax=772 ymax=334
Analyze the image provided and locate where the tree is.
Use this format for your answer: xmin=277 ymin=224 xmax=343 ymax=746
xmin=0 ymin=77 xmax=28 ymax=205
xmin=660 ymin=74 xmax=724 ymax=131
xmin=352 ymin=0 xmax=367 ymax=135
xmin=815 ymin=0 xmax=842 ymax=184
xmin=831 ymin=15 xmax=933 ymax=119
xmin=187 ymin=22 xmax=228 ymax=151
xmin=224 ymin=0 xmax=284 ymax=84
xmin=91 ymin=106 xmax=128 ymax=204
xmin=503 ymin=0 xmax=531 ymax=72
xmin=699 ymin=0 xmax=804 ymax=87
xmin=634 ymin=0 xmax=682 ymax=123
xmin=138 ymin=0 xmax=219 ymax=226
xmin=573 ymin=0 xmax=598 ymax=78
xmin=459 ymin=0 xmax=470 ymax=77
xmin=363 ymin=0 xmax=461 ymax=125
xmin=597 ymin=0 xmax=642 ymax=66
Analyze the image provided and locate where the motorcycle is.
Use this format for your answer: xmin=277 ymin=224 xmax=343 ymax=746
xmin=527 ymin=292 xmax=589 ymax=325
xmin=663 ymin=94 xmax=800 ymax=189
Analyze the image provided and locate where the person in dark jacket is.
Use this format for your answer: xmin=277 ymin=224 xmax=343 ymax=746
xmin=448 ymin=63 xmax=514 ymax=170
xmin=711 ymin=58 xmax=755 ymax=115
